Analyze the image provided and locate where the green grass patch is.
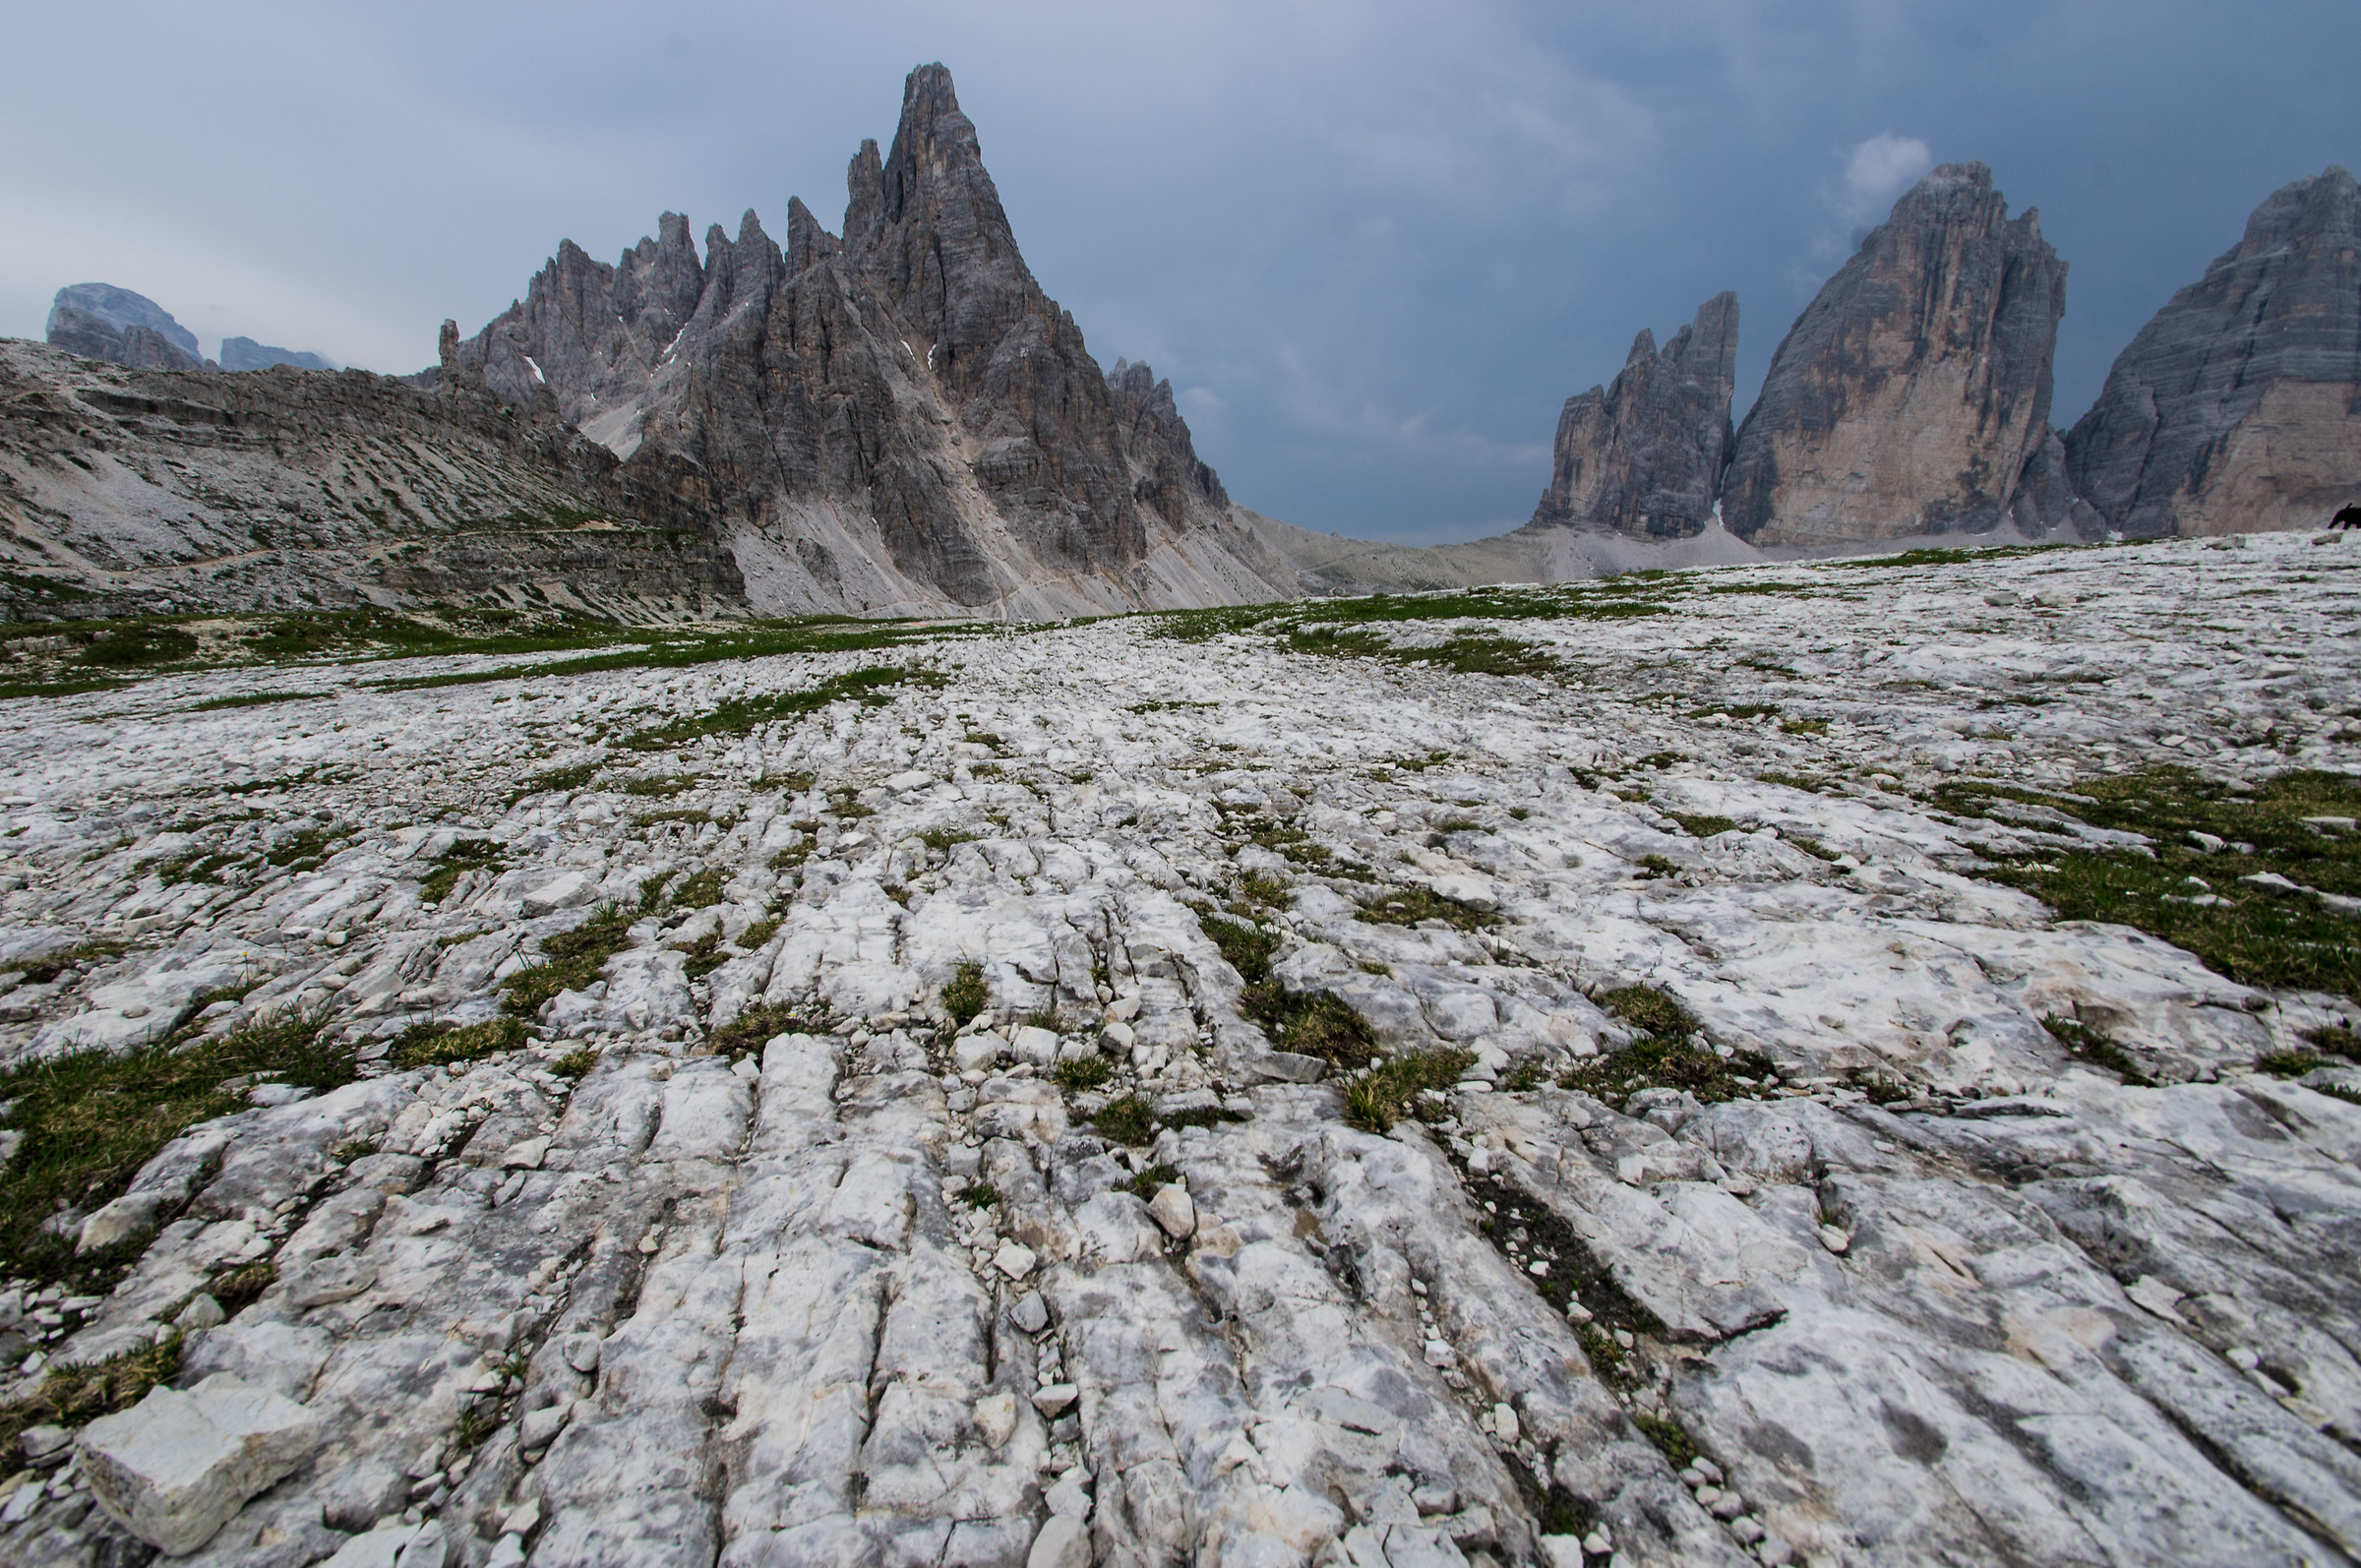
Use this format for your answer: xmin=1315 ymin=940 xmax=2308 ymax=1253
xmin=550 ymin=1048 xmax=597 ymax=1079
xmin=1052 ymin=1055 xmax=1112 ymax=1092
xmin=503 ymin=905 xmax=636 ymax=1017
xmin=395 ymin=1015 xmax=525 ymax=1070
xmin=1091 ymin=1093 xmax=1158 ymax=1145
xmin=956 ymin=1181 xmax=1000 ymax=1209
xmin=710 ymin=1002 xmax=821 ymax=1057
xmin=622 ymin=665 xmax=938 ymax=750
xmin=2040 ymin=1014 xmax=2152 ymax=1085
xmin=12 ymin=942 xmax=126 ymax=986
xmin=1943 ymin=768 xmax=2361 ymax=1001
xmin=942 ymin=960 xmax=990 ymax=1026
xmin=189 ymin=689 xmax=328 ymax=711
xmin=1357 ymin=884 xmax=1498 ymax=931
xmin=80 ymin=625 xmax=198 ymax=667
xmin=510 ymin=761 xmax=603 ymax=803
xmin=623 ymin=774 xmax=699 ymax=798
xmin=1120 ymin=1162 xmax=1181 ymax=1201
xmin=0 ymin=1330 xmax=181 ymax=1472
xmin=1558 ymin=986 xmax=1777 ymax=1108
xmin=419 ymin=837 xmax=504 ymax=904
xmin=1343 ymin=1048 xmax=1478 ymax=1131
xmin=1665 ymin=813 xmax=1737 ymax=838
xmin=0 ymin=676 xmax=131 ymax=700
xmin=1289 ymin=626 xmax=1560 ymax=678
xmin=0 ymin=1009 xmax=345 ymax=1291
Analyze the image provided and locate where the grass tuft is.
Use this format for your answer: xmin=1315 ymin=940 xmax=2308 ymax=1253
xmin=1343 ymin=1048 xmax=1477 ymax=1131
xmin=0 ymin=1010 xmax=345 ymax=1291
xmin=942 ymin=961 xmax=990 ymax=1026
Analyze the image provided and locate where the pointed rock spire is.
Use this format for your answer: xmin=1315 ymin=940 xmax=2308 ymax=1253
xmin=1529 ymin=292 xmax=1738 ymax=538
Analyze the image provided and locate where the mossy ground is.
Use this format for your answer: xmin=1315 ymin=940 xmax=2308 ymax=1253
xmin=1943 ymin=767 xmax=2361 ymax=1001
xmin=0 ymin=1009 xmax=347 ymax=1290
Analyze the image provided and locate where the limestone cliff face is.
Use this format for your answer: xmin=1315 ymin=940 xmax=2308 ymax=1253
xmin=2064 ymin=166 xmax=2361 ymax=537
xmin=447 ymin=64 xmax=1297 ymax=616
xmin=1529 ymin=294 xmax=1737 ymax=539
xmin=1723 ymin=163 xmax=2066 ymax=546
xmin=44 ymin=284 xmax=206 ymax=372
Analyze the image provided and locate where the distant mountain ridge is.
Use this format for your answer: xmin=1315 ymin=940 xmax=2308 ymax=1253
xmin=441 ymin=64 xmax=1300 ymax=618
xmin=43 ymin=283 xmax=333 ymax=376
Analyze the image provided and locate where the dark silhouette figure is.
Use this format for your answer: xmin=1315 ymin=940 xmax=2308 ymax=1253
xmin=2334 ymin=504 xmax=2361 ymax=530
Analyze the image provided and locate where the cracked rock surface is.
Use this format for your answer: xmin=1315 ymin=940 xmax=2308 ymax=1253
xmin=2 ymin=533 xmax=2360 ymax=1566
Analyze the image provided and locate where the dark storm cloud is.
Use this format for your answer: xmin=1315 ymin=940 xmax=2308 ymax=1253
xmin=3 ymin=1 xmax=2352 ymax=542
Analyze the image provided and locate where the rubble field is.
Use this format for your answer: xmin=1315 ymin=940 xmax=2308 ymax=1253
xmin=1 ymin=531 xmax=2359 ymax=1567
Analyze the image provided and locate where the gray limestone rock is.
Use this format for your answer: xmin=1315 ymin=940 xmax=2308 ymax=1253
xmin=1530 ymin=293 xmax=1738 ymax=539
xmin=2064 ymin=165 xmax=2361 ymax=537
xmin=444 ymin=63 xmax=1298 ymax=617
xmin=1724 ymin=163 xmax=2066 ymax=545
xmin=76 ymin=1372 xmax=320 ymax=1554
xmin=45 ymin=283 xmax=203 ymax=369
xmin=219 ymin=337 xmax=333 ymax=373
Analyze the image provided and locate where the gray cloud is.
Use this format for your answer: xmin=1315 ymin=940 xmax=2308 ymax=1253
xmin=2 ymin=0 xmax=2352 ymax=542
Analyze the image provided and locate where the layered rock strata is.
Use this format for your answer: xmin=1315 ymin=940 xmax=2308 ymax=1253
xmin=1722 ymin=163 xmax=2066 ymax=545
xmin=2065 ymin=165 xmax=2361 ymax=537
xmin=0 ymin=340 xmax=739 ymax=622
xmin=1529 ymin=293 xmax=1738 ymax=539
xmin=446 ymin=64 xmax=1299 ymax=618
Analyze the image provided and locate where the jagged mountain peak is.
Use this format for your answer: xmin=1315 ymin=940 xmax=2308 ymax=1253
xmin=441 ymin=62 xmax=1295 ymax=617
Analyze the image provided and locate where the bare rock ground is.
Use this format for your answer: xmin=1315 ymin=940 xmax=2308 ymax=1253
xmin=1 ymin=533 xmax=2358 ymax=1566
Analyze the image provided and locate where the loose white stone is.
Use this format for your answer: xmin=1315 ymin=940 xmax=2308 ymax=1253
xmin=519 ymin=1401 xmax=574 ymax=1452
xmin=973 ymin=1391 xmax=1019 ymax=1448
xmin=994 ymin=1240 xmax=1039 ymax=1281
xmin=1147 ymin=1182 xmax=1196 ymax=1239
xmin=77 ymin=1372 xmax=320 ymax=1554
xmin=1028 ymin=1514 xmax=1090 ymax=1568
xmin=1033 ymin=1383 xmax=1079 ymax=1417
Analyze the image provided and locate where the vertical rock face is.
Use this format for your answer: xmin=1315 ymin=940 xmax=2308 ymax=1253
xmin=445 ymin=64 xmax=1295 ymax=615
xmin=1529 ymin=293 xmax=1737 ymax=538
xmin=1724 ymin=163 xmax=2066 ymax=546
xmin=2064 ymin=166 xmax=2361 ymax=537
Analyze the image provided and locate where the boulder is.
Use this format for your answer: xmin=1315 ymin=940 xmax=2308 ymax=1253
xmin=1146 ymin=1182 xmax=1197 ymax=1240
xmin=77 ymin=1372 xmax=320 ymax=1554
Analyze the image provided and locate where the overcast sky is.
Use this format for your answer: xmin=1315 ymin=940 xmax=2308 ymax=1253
xmin=3 ymin=1 xmax=2352 ymax=543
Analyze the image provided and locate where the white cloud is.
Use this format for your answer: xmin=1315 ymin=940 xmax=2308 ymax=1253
xmin=1839 ymin=133 xmax=1935 ymax=220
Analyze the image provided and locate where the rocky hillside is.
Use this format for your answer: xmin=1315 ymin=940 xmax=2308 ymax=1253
xmin=0 ymin=340 xmax=742 ymax=623
xmin=2066 ymin=165 xmax=2361 ymax=537
xmin=444 ymin=64 xmax=1300 ymax=619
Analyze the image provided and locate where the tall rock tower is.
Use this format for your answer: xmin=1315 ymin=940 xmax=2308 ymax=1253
xmin=1529 ymin=293 xmax=1739 ymax=539
xmin=2064 ymin=166 xmax=2361 ymax=537
xmin=1722 ymin=163 xmax=2066 ymax=545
